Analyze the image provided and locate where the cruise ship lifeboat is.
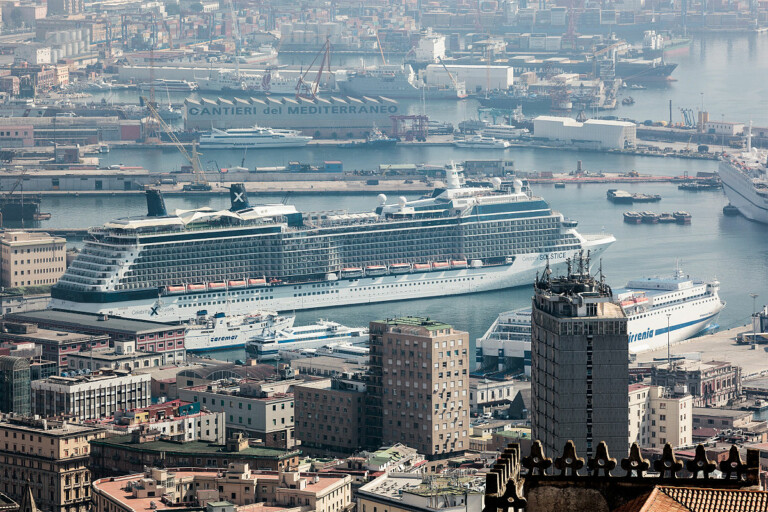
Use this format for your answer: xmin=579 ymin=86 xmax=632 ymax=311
xmin=413 ymin=263 xmax=432 ymax=271
xmin=228 ymin=280 xmax=247 ymax=289
xmin=209 ymin=282 xmax=227 ymax=290
xmin=432 ymin=261 xmax=450 ymax=270
xmin=165 ymin=285 xmax=186 ymax=294
xmin=188 ymin=283 xmax=207 ymax=292
xmin=341 ymin=267 xmax=364 ymax=278
xmin=620 ymin=296 xmax=649 ymax=308
xmin=450 ymin=259 xmax=468 ymax=269
xmin=248 ymin=278 xmax=267 ymax=287
xmin=365 ymin=265 xmax=387 ymax=276
xmin=390 ymin=263 xmax=412 ymax=274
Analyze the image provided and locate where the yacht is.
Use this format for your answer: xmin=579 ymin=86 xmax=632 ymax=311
xmin=245 ymin=320 xmax=369 ymax=361
xmin=454 ymin=136 xmax=510 ymax=149
xmin=137 ymin=79 xmax=198 ymax=92
xmin=198 ymin=126 xmax=312 ymax=149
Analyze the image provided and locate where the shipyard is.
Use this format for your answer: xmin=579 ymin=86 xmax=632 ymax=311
xmin=3 ymin=1 xmax=768 ymax=511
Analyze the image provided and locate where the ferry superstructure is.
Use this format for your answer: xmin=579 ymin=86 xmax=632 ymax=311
xmin=184 ymin=311 xmax=295 ymax=352
xmin=50 ymin=172 xmax=616 ymax=322
xmin=476 ymin=268 xmax=725 ymax=374
xmin=337 ymin=64 xmax=467 ymax=99
xmin=718 ymin=132 xmax=768 ymax=223
xmin=198 ymin=126 xmax=312 ymax=149
xmin=245 ymin=320 xmax=369 ymax=361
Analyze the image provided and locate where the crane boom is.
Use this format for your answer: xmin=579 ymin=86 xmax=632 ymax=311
xmin=142 ymin=96 xmax=209 ymax=189
xmin=437 ymin=57 xmax=459 ymax=89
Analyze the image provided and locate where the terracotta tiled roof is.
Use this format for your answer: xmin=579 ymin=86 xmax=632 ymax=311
xmin=659 ymin=486 xmax=768 ymax=512
xmin=614 ymin=488 xmax=692 ymax=512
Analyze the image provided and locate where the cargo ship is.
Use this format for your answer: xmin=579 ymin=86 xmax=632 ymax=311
xmin=50 ymin=172 xmax=615 ymax=322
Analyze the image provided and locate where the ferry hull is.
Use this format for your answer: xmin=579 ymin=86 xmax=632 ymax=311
xmin=49 ymin=238 xmax=613 ymax=322
xmin=184 ymin=316 xmax=295 ymax=352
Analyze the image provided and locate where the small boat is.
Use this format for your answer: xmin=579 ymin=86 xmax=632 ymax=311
xmin=631 ymin=193 xmax=662 ymax=203
xmin=623 ymin=211 xmax=642 ymax=224
xmin=228 ymin=280 xmax=247 ymax=289
xmin=341 ymin=267 xmax=364 ymax=278
xmin=454 ymin=135 xmax=510 ymax=149
xmin=187 ymin=283 xmax=207 ymax=291
xmin=245 ymin=320 xmax=369 ymax=361
xmin=622 ymin=96 xmax=635 ymax=105
xmin=658 ymin=213 xmax=676 ymax=223
xmin=165 ymin=285 xmax=186 ymax=294
xmin=208 ymin=282 xmax=227 ymax=290
xmin=723 ymin=204 xmax=740 ymax=216
xmin=607 ymin=189 xmax=633 ymax=204
xmin=673 ymin=211 xmax=692 ymax=225
xmin=365 ymin=265 xmax=388 ymax=276
xmin=451 ymin=259 xmax=468 ymax=269
xmin=248 ymin=278 xmax=267 ymax=287
xmin=390 ymin=263 xmax=412 ymax=274
xmin=640 ymin=211 xmax=659 ymax=224
xmin=432 ymin=261 xmax=450 ymax=269
xmin=413 ymin=263 xmax=432 ymax=271
xmin=554 ymin=182 xmax=566 ymax=189
xmin=33 ymin=212 xmax=52 ymax=220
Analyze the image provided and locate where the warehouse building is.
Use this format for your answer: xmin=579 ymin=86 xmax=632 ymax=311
xmin=184 ymin=95 xmax=400 ymax=137
xmin=533 ymin=115 xmax=636 ymax=149
xmin=425 ymin=64 xmax=514 ymax=92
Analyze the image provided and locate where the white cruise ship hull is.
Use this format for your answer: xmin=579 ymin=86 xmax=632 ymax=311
xmin=49 ymin=239 xmax=613 ymax=322
xmin=198 ymin=139 xmax=310 ymax=150
xmin=719 ymin=159 xmax=768 ymax=223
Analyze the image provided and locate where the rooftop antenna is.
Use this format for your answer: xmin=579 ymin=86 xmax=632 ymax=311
xmin=566 ymin=257 xmax=572 ymax=277
xmin=578 ymin=250 xmax=585 ymax=275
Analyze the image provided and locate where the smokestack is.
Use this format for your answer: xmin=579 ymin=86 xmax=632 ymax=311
xmin=230 ymin=183 xmax=250 ymax=211
xmin=145 ymin=189 xmax=168 ymax=217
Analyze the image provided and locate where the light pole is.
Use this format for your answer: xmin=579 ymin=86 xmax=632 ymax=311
xmin=750 ymin=293 xmax=759 ymax=345
xmin=666 ymin=313 xmax=672 ymax=368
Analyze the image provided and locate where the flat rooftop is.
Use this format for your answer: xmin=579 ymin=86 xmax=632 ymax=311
xmin=91 ymin=435 xmax=300 ymax=459
xmin=7 ymin=310 xmax=179 ymax=334
xmin=692 ymin=407 xmax=753 ymax=419
xmin=377 ymin=316 xmax=454 ymax=332
xmin=0 ymin=417 xmax=104 ymax=436
xmin=0 ymin=325 xmax=107 ymax=343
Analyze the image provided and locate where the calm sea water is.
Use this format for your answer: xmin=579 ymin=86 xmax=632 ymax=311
xmin=30 ymin=34 xmax=768 ymax=360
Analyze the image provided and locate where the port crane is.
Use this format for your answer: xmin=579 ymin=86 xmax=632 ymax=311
xmin=437 ymin=56 xmax=460 ymax=90
xmin=141 ymin=96 xmax=211 ymax=191
xmin=296 ymin=38 xmax=330 ymax=100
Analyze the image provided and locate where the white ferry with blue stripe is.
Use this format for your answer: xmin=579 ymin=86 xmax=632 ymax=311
xmin=476 ymin=267 xmax=725 ymax=373
xmin=49 ymin=167 xmax=615 ymax=322
xmin=245 ymin=320 xmax=368 ymax=361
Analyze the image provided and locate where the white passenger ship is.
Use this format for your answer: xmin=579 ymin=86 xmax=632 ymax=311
xmin=50 ymin=170 xmax=615 ymax=322
xmin=198 ymin=126 xmax=312 ymax=149
xmin=476 ymin=267 xmax=725 ymax=372
xmin=184 ymin=311 xmax=295 ymax=352
xmin=245 ymin=320 xmax=369 ymax=361
xmin=718 ymin=126 xmax=768 ymax=223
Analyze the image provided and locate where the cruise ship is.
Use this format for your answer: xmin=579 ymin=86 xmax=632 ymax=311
xmin=337 ymin=64 xmax=467 ymax=99
xmin=476 ymin=267 xmax=725 ymax=374
xmin=198 ymin=126 xmax=312 ymax=149
xmin=184 ymin=311 xmax=295 ymax=352
xmin=50 ymin=172 xmax=616 ymax=322
xmin=718 ymin=130 xmax=768 ymax=223
xmin=245 ymin=320 xmax=369 ymax=361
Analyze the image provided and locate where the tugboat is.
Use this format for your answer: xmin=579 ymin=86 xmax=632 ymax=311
xmin=640 ymin=211 xmax=659 ymax=224
xmin=623 ymin=211 xmax=642 ymax=224
xmin=673 ymin=211 xmax=692 ymax=224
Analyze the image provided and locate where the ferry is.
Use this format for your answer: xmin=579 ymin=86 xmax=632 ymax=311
xmin=198 ymin=126 xmax=312 ymax=149
xmin=245 ymin=320 xmax=369 ymax=361
xmin=184 ymin=311 xmax=295 ymax=352
xmin=272 ymin=341 xmax=370 ymax=363
xmin=718 ymin=127 xmax=768 ymax=224
xmin=454 ymin=136 xmax=510 ymax=149
xmin=50 ymin=171 xmax=615 ymax=322
xmin=475 ymin=267 xmax=725 ymax=372
xmin=479 ymin=125 xmax=529 ymax=140
xmin=137 ymin=79 xmax=198 ymax=92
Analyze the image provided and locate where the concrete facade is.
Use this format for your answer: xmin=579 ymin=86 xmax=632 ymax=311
xmin=651 ymin=360 xmax=741 ymax=408
xmin=531 ymin=268 xmax=629 ymax=459
xmin=0 ymin=231 xmax=66 ymax=288
xmin=533 ymin=116 xmax=637 ymax=149
xmin=368 ymin=317 xmax=470 ymax=460
xmin=628 ymin=384 xmax=693 ymax=450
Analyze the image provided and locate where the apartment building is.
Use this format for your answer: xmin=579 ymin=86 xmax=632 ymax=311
xmin=31 ymin=369 xmax=151 ymax=421
xmin=0 ymin=416 xmax=105 ymax=512
xmin=368 ymin=317 xmax=470 ymax=460
xmin=651 ymin=360 xmax=742 ymax=407
xmin=628 ymin=384 xmax=693 ymax=450
xmin=178 ymin=378 xmax=296 ymax=449
xmin=0 ymin=322 xmax=110 ymax=368
xmin=0 ymin=231 xmax=66 ymax=288
xmin=294 ymin=377 xmax=367 ymax=455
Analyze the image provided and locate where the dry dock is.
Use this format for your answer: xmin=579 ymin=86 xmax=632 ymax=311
xmin=633 ymin=325 xmax=768 ymax=380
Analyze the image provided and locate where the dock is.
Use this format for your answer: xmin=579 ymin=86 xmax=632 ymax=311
xmin=633 ymin=325 xmax=768 ymax=381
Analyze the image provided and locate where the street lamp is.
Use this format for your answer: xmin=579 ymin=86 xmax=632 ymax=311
xmin=750 ymin=293 xmax=759 ymax=345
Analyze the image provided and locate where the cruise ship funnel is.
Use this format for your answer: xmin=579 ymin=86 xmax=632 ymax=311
xmin=145 ymin=189 xmax=168 ymax=217
xmin=230 ymin=183 xmax=250 ymax=211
